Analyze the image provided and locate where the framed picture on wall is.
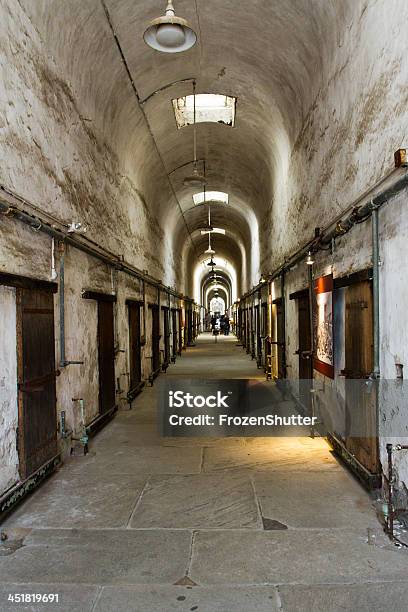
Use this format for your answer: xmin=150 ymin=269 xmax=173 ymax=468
xmin=313 ymin=274 xmax=334 ymax=378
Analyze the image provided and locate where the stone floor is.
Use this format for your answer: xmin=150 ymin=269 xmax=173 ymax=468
xmin=1 ymin=334 xmax=408 ymax=611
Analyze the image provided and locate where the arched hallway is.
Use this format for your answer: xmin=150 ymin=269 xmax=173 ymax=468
xmin=1 ymin=0 xmax=408 ymax=609
xmin=2 ymin=335 xmax=408 ymax=611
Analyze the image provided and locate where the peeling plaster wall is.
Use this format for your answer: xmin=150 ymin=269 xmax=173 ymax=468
xmin=0 ymin=231 xmax=187 ymax=495
xmin=283 ymin=265 xmax=309 ymax=385
xmin=263 ymin=0 xmax=408 ymax=273
xmin=0 ymin=286 xmax=19 ymax=493
xmin=0 ymin=0 xmax=170 ymax=284
xmin=0 ymin=1 xmax=189 ymax=494
xmin=55 ymin=248 xmax=185 ymax=436
xmin=378 ymin=189 xmax=408 ymax=501
xmin=56 ymin=246 xmax=110 ymax=430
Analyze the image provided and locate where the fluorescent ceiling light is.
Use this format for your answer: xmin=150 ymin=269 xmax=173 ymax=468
xmin=173 ymin=94 xmax=236 ymax=128
xmin=193 ymin=191 xmax=229 ymax=206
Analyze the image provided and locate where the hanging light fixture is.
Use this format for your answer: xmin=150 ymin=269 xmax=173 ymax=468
xmin=206 ymin=194 xmax=212 ymax=230
xmin=306 ymin=251 xmax=314 ymax=266
xmin=205 ymin=238 xmax=215 ymax=256
xmin=204 ymin=197 xmax=215 ymax=254
xmin=184 ymin=81 xmax=206 ymax=187
xmin=143 ymin=1 xmax=197 ymax=53
xmin=197 ymin=190 xmax=214 ymax=232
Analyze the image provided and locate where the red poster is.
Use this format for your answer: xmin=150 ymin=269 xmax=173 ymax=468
xmin=313 ymin=274 xmax=334 ymax=378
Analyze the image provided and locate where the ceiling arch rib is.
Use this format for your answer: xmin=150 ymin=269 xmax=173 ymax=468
xmin=206 ymin=287 xmax=230 ymax=312
xmin=177 ymin=199 xmax=256 ymax=297
xmin=202 ymin=269 xmax=233 ymax=309
xmin=187 ymin=234 xmax=242 ymax=301
xmin=202 ymin=269 xmax=232 ymax=294
xmin=207 ymin=286 xmax=229 ymax=312
xmin=193 ymin=254 xmax=237 ymax=306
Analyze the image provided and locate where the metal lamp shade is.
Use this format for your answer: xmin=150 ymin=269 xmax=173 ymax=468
xmin=144 ymin=15 xmax=196 ymax=53
xmin=183 ymin=167 xmax=207 ymax=187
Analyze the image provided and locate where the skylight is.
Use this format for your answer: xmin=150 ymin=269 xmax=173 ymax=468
xmin=193 ymin=191 xmax=229 ymax=206
xmin=200 ymin=228 xmax=226 ymax=235
xmin=173 ymin=94 xmax=236 ymax=128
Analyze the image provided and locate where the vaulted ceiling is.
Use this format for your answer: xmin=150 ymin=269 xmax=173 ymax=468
xmin=20 ymin=0 xmax=358 ymax=295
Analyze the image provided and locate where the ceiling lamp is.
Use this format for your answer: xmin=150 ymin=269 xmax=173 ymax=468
xmin=184 ymin=165 xmax=206 ymax=188
xmin=183 ymin=81 xmax=206 ymax=187
xmin=306 ymin=251 xmax=314 ymax=266
xmin=207 ymin=258 xmax=216 ymax=267
xmin=143 ymin=1 xmax=197 ymax=54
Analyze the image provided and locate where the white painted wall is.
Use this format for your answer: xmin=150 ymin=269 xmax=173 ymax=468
xmin=378 ymin=190 xmax=408 ymax=499
xmin=0 ymin=286 xmax=19 ymax=493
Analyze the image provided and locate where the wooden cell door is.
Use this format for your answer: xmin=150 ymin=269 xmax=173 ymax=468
xmin=171 ymin=309 xmax=178 ymax=360
xmin=261 ymin=302 xmax=267 ymax=337
xmin=186 ymin=308 xmax=193 ymax=345
xmin=97 ymin=300 xmax=116 ymax=415
xmin=344 ymin=280 xmax=379 ymax=474
xmin=151 ymin=305 xmax=160 ymax=374
xmin=17 ymin=286 xmax=58 ymax=479
xmin=128 ymin=302 xmax=142 ymax=395
xmin=255 ymin=305 xmax=262 ymax=366
xmin=249 ymin=307 xmax=254 ymax=355
xmin=276 ymin=298 xmax=286 ymax=379
xmin=162 ymin=307 xmax=170 ymax=368
xmin=178 ymin=309 xmax=183 ymax=353
xmin=297 ymin=293 xmax=313 ymax=408
xmin=261 ymin=303 xmax=267 ymax=370
xmin=271 ymin=298 xmax=286 ymax=379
